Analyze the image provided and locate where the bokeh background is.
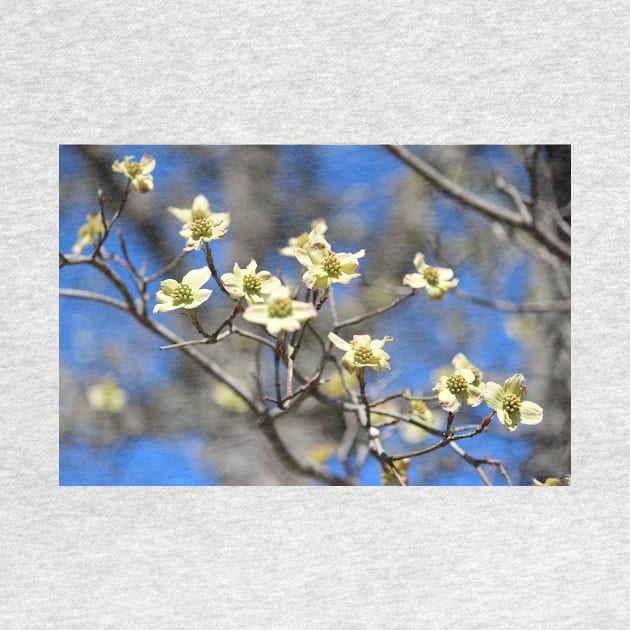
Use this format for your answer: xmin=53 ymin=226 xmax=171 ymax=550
xmin=59 ymin=145 xmax=570 ymax=485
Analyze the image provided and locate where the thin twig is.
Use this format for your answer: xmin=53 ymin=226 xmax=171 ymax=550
xmin=448 ymin=441 xmax=512 ymax=486
xmin=274 ymin=338 xmax=285 ymax=409
xmin=334 ymin=290 xmax=416 ymax=330
xmin=453 ymin=288 xmax=570 ymax=313
xmin=203 ymin=241 xmax=230 ymax=295
xmin=495 ymin=175 xmax=533 ymax=224
xmin=145 ymin=250 xmax=189 ymax=283
xmin=384 ymin=144 xmax=570 ymax=263
xmin=92 ymin=179 xmax=131 ymax=259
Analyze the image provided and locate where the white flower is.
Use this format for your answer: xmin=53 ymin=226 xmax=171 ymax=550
xmin=112 ymin=155 xmax=156 ymax=192
xmin=179 ymin=216 xmax=228 ymax=251
xmin=72 ymin=212 xmax=105 ymax=254
xmin=168 ymin=194 xmax=231 ymax=229
xmin=328 ymin=332 xmax=393 ymax=373
xmin=243 ymin=286 xmax=316 ymax=336
xmin=484 ymin=374 xmax=543 ymax=431
xmin=433 ymin=369 xmax=483 ymax=413
xmin=153 ymin=267 xmax=212 ymax=313
xmin=297 ymin=247 xmax=365 ymax=290
xmin=403 ymin=252 xmax=458 ymax=300
xmin=279 ymin=218 xmax=328 ymax=257
xmin=221 ymin=259 xmax=281 ymax=304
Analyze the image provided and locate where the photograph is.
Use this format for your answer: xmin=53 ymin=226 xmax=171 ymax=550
xmin=59 ymin=144 xmax=571 ymax=486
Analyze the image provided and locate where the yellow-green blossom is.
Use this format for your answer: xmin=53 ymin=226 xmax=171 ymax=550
xmin=179 ymin=216 xmax=228 ymax=251
xmin=279 ymin=218 xmax=328 ymax=257
xmin=319 ymin=369 xmax=359 ymax=398
xmin=399 ymin=392 xmax=438 ymax=443
xmin=86 ymin=379 xmax=127 ymax=413
xmin=153 ymin=267 xmax=212 ymax=313
xmin=111 ymin=155 xmax=155 ymax=192
xmin=221 ymin=259 xmax=281 ymax=304
xmin=295 ymin=229 xmax=365 ymax=290
xmin=533 ymin=476 xmax=570 ymax=486
xmin=328 ymin=332 xmax=393 ymax=374
xmin=403 ymin=252 xmax=458 ymax=300
xmin=72 ymin=212 xmax=105 ymax=254
xmin=168 ymin=194 xmax=231 ymax=229
xmin=452 ymin=352 xmax=484 ymax=388
xmin=210 ymin=382 xmax=249 ymax=413
xmin=483 ymin=373 xmax=543 ymax=431
xmin=433 ymin=368 xmax=483 ymax=413
xmin=243 ymin=285 xmax=316 ymax=336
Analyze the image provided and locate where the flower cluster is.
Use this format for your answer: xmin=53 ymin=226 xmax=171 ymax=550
xmin=103 ymin=157 xmax=547 ymax=477
xmin=279 ymin=218 xmax=328 ymax=257
xmin=289 ymin=223 xmax=365 ymax=290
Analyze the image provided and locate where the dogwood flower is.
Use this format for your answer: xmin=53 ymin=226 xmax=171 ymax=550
xmin=153 ymin=267 xmax=212 ymax=313
xmin=403 ymin=252 xmax=458 ymax=300
xmin=221 ymin=259 xmax=281 ymax=304
xmin=295 ymin=235 xmax=365 ymax=290
xmin=279 ymin=218 xmax=328 ymax=257
xmin=179 ymin=216 xmax=228 ymax=251
xmin=483 ymin=373 xmax=543 ymax=431
xmin=399 ymin=393 xmax=439 ymax=443
xmin=243 ymin=285 xmax=316 ymax=336
xmin=532 ymin=475 xmax=570 ymax=486
xmin=328 ymin=332 xmax=393 ymax=374
xmin=72 ymin=212 xmax=105 ymax=254
xmin=86 ymin=379 xmax=127 ymax=413
xmin=111 ymin=155 xmax=155 ymax=192
xmin=168 ymin=194 xmax=231 ymax=229
xmin=451 ymin=352 xmax=484 ymax=388
xmin=433 ymin=368 xmax=483 ymax=413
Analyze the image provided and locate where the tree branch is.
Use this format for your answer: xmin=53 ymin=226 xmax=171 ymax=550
xmin=384 ymin=144 xmax=570 ymax=263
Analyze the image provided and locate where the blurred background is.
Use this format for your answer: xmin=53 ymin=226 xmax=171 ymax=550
xmin=59 ymin=145 xmax=570 ymax=485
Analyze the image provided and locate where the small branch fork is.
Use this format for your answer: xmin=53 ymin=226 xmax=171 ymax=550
xmin=384 ymin=144 xmax=570 ymax=264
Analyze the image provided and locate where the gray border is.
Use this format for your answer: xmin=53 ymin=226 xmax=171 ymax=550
xmin=3 ymin=2 xmax=628 ymax=627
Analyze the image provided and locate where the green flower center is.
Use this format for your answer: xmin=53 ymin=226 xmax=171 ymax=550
xmin=323 ymin=252 xmax=342 ymax=277
xmin=268 ymin=297 xmax=293 ymax=318
xmin=446 ymin=373 xmax=467 ymax=393
xmin=190 ymin=217 xmax=215 ymax=239
xmin=353 ymin=346 xmax=374 ymax=365
xmin=242 ymin=274 xmax=262 ymax=295
xmin=423 ymin=266 xmax=439 ymax=286
xmin=126 ymin=161 xmax=142 ymax=176
xmin=172 ymin=283 xmax=194 ymax=304
xmin=503 ymin=393 xmax=521 ymax=413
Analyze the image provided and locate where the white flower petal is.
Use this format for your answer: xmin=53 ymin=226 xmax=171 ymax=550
xmin=182 ymin=267 xmax=211 ymax=290
xmin=483 ymin=382 xmax=504 ymax=410
xmin=243 ymin=304 xmax=270 ymax=325
xmin=519 ymin=401 xmax=543 ymax=425
xmin=328 ymin=332 xmax=351 ymax=351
